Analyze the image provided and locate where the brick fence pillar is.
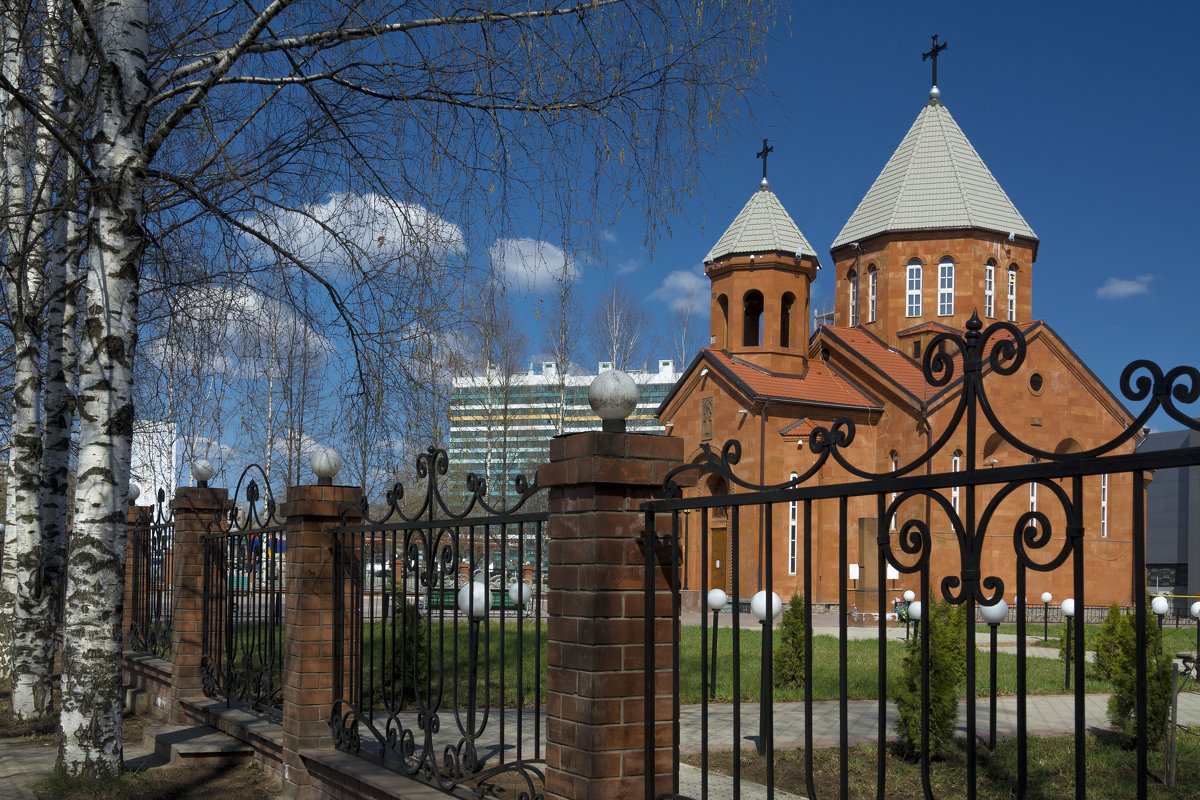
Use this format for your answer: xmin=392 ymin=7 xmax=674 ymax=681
xmin=168 ymin=486 xmax=229 ymax=723
xmin=539 ymin=431 xmax=683 ymax=800
xmin=278 ymin=483 xmax=362 ymax=800
xmin=122 ymin=503 xmax=151 ymax=652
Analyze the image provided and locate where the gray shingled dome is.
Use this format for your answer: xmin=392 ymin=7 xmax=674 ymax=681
xmin=705 ymin=186 xmax=819 ymax=263
xmin=832 ymin=100 xmax=1037 ymax=250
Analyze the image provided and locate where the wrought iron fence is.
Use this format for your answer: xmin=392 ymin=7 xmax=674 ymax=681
xmin=201 ymin=467 xmax=286 ymax=720
xmin=329 ymin=447 xmax=548 ymax=800
xmin=128 ymin=489 xmax=175 ymax=659
xmin=641 ymin=316 xmax=1200 ymax=800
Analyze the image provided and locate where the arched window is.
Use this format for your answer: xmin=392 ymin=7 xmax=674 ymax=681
xmin=743 ymin=290 xmax=764 ymax=347
xmin=938 ymin=258 xmax=954 ymax=316
xmin=848 ymin=270 xmax=859 ymax=326
xmin=984 ymin=260 xmax=996 ymax=318
xmin=1100 ymin=474 xmax=1109 ymax=538
xmin=906 ymin=260 xmax=922 ymax=317
xmin=1029 ymin=457 xmax=1038 ymax=529
xmin=890 ymin=450 xmax=899 ymax=530
xmin=780 ymin=292 xmax=795 ymax=348
xmin=717 ymin=294 xmax=729 ymax=348
xmin=1007 ymin=266 xmax=1017 ymax=321
xmin=867 ymin=266 xmax=878 ymax=323
xmin=951 ymin=450 xmax=962 ymax=513
xmin=788 ymin=472 xmax=799 ymax=574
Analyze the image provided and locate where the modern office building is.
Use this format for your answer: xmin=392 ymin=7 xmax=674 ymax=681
xmin=448 ymin=359 xmax=677 ymax=499
xmin=1142 ymin=425 xmax=1200 ymax=614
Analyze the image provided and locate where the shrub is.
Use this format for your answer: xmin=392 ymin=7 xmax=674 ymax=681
xmin=1107 ymin=604 xmax=1173 ymax=747
xmin=1093 ymin=603 xmax=1130 ymax=680
xmin=892 ymin=594 xmax=967 ymax=758
xmin=774 ymin=593 xmax=807 ymax=689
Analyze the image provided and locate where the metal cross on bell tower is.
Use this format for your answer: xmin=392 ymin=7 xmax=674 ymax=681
xmin=923 ymin=34 xmax=948 ymax=89
xmin=756 ymin=138 xmax=773 ymax=185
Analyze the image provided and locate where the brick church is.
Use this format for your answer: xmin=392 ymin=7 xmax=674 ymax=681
xmin=657 ymin=82 xmax=1140 ymax=608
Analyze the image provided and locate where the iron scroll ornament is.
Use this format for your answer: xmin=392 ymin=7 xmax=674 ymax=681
xmin=346 ymin=446 xmax=543 ymax=525
xmin=658 ymin=314 xmax=1199 ymax=607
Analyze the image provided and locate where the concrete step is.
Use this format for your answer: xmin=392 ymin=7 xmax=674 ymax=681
xmin=141 ymin=725 xmax=254 ymax=768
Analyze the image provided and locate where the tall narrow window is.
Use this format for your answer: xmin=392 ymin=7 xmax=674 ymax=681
xmin=951 ymin=450 xmax=961 ymax=513
xmin=1100 ymin=474 xmax=1109 ymax=538
xmin=938 ymin=258 xmax=954 ymax=316
xmin=788 ymin=472 xmax=798 ymax=575
xmin=780 ymin=292 xmax=795 ymax=348
xmin=1029 ymin=458 xmax=1038 ymax=528
xmin=848 ymin=270 xmax=859 ymax=326
xmin=906 ymin=260 xmax=922 ymax=317
xmin=1007 ymin=267 xmax=1017 ymax=321
xmin=890 ymin=450 xmax=899 ymax=531
xmin=743 ymin=290 xmax=764 ymax=346
xmin=868 ymin=266 xmax=878 ymax=323
xmin=984 ymin=261 xmax=996 ymax=318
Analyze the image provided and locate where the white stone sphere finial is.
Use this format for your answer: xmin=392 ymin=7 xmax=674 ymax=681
xmin=311 ymin=446 xmax=343 ymax=485
xmin=128 ymin=481 xmax=141 ymax=503
xmin=192 ymin=459 xmax=215 ymax=487
xmin=588 ymin=370 xmax=639 ymax=432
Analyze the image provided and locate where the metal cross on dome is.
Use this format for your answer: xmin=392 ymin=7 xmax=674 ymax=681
xmin=923 ymin=34 xmax=948 ymax=88
xmin=756 ymin=138 xmax=773 ymax=181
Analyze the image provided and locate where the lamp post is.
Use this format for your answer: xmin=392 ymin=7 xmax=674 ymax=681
xmin=1062 ymin=599 xmax=1075 ymax=691
xmin=1191 ymin=601 xmax=1200 ymax=675
xmin=1152 ymin=595 xmax=1169 ymax=630
xmin=909 ymin=599 xmax=923 ymax=640
xmin=508 ymin=580 xmax=532 ymax=611
xmin=707 ymin=588 xmax=727 ymax=700
xmin=903 ymin=589 xmax=916 ymax=641
xmin=1041 ymin=591 xmax=1053 ymax=642
xmin=682 ymin=510 xmax=691 ymax=590
xmin=457 ymin=581 xmax=492 ymax=737
xmin=751 ymin=590 xmax=782 ymax=756
xmin=980 ymin=599 xmax=1009 ymax=749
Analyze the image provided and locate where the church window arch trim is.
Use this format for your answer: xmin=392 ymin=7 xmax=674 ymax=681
xmin=984 ymin=261 xmax=996 ymax=319
xmin=938 ymin=258 xmax=954 ymax=316
xmin=848 ymin=269 xmax=859 ymax=326
xmin=906 ymin=260 xmax=922 ymax=317
xmin=867 ymin=265 xmax=878 ymax=323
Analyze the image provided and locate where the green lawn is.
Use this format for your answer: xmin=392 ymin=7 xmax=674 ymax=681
xmin=346 ymin=619 xmax=1197 ymax=709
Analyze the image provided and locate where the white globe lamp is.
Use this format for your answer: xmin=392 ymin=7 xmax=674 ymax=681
xmin=750 ymin=590 xmax=782 ymax=622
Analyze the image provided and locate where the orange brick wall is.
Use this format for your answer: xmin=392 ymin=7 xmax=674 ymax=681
xmin=830 ymin=231 xmax=1037 ymax=351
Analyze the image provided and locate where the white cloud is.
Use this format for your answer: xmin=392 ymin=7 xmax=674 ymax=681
xmin=1096 ymin=274 xmax=1153 ymax=299
xmin=242 ymin=192 xmax=464 ymax=273
xmin=616 ymin=258 xmax=639 ymax=276
xmin=650 ymin=267 xmax=708 ymax=312
xmin=488 ymin=237 xmax=578 ymax=291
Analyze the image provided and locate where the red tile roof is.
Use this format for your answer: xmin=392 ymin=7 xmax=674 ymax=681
xmin=819 ymin=326 xmax=929 ymax=399
xmin=704 ymin=349 xmax=880 ymax=409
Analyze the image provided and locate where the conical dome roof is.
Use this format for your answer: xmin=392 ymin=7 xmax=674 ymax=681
xmin=706 ymin=184 xmax=819 ymax=263
xmin=832 ymin=99 xmax=1037 ymax=250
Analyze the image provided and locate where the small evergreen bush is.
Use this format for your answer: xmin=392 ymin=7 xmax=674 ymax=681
xmin=1093 ymin=603 xmax=1130 ymax=680
xmin=774 ymin=593 xmax=807 ymax=689
xmin=1107 ymin=603 xmax=1173 ymax=747
xmin=892 ymin=594 xmax=967 ymax=758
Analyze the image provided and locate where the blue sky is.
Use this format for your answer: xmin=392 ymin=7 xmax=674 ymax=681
xmin=568 ymin=2 xmax=1199 ymax=433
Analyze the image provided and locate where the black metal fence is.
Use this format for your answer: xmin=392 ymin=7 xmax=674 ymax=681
xmin=642 ymin=317 xmax=1200 ymax=800
xmin=201 ymin=468 xmax=286 ymax=719
xmin=128 ymin=489 xmax=175 ymax=659
xmin=329 ymin=448 xmax=548 ymax=799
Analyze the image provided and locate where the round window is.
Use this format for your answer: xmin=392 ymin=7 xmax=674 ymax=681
xmin=1029 ymin=373 xmax=1044 ymax=393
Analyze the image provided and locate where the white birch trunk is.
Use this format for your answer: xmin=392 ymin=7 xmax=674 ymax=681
xmin=58 ymin=0 xmax=149 ymax=777
xmin=1 ymin=4 xmax=55 ymax=718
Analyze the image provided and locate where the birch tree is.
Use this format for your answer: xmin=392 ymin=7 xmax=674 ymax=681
xmin=2 ymin=0 xmax=773 ymax=778
xmin=588 ymin=280 xmax=652 ymax=371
